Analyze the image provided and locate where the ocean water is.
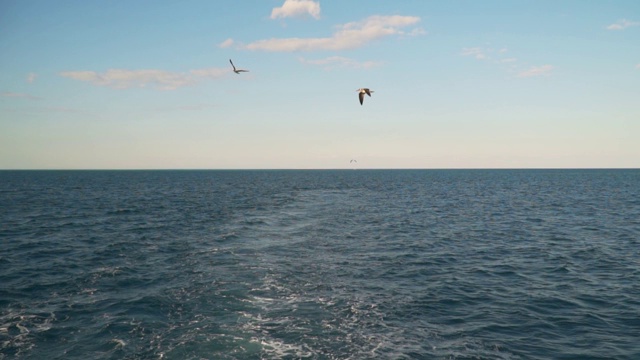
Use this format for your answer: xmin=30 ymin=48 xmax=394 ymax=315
xmin=1 ymin=169 xmax=639 ymax=359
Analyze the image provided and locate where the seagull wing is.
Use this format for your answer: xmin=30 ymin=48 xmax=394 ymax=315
xmin=359 ymin=92 xmax=364 ymax=105
xmin=364 ymin=89 xmax=372 ymax=97
xmin=229 ymin=59 xmax=237 ymax=71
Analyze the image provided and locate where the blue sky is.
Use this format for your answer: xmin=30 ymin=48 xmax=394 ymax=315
xmin=1 ymin=0 xmax=639 ymax=169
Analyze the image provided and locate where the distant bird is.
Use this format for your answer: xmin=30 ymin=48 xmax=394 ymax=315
xmin=356 ymin=88 xmax=374 ymax=105
xmin=229 ymin=59 xmax=249 ymax=74
xmin=350 ymin=159 xmax=357 ymax=163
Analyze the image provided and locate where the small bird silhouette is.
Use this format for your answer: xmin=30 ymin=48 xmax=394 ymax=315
xmin=229 ymin=59 xmax=249 ymax=74
xmin=356 ymin=88 xmax=374 ymax=105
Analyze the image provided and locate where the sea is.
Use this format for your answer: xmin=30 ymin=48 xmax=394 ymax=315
xmin=1 ymin=169 xmax=639 ymax=359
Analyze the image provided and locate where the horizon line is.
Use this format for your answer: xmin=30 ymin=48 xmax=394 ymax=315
xmin=1 ymin=167 xmax=638 ymax=171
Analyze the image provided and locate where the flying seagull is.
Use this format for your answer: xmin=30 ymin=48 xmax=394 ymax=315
xmin=229 ymin=59 xmax=249 ymax=74
xmin=350 ymin=159 xmax=357 ymax=163
xmin=356 ymin=88 xmax=374 ymax=105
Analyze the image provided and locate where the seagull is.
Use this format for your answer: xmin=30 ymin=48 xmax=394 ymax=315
xmin=229 ymin=59 xmax=249 ymax=74
xmin=350 ymin=159 xmax=357 ymax=163
xmin=356 ymin=88 xmax=374 ymax=105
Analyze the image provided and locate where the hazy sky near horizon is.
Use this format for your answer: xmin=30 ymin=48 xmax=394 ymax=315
xmin=1 ymin=0 xmax=639 ymax=169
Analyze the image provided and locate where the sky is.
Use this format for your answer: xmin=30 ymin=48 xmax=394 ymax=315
xmin=1 ymin=0 xmax=639 ymax=169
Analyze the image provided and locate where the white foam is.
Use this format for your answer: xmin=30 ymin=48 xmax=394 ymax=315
xmin=0 ymin=310 xmax=57 ymax=357
xmin=16 ymin=323 xmax=29 ymax=334
xmin=111 ymin=338 xmax=126 ymax=349
xmin=252 ymin=337 xmax=314 ymax=359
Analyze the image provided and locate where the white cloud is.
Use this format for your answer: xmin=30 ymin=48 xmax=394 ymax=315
xmin=219 ymin=38 xmax=234 ymax=48
xmin=60 ymin=68 xmax=228 ymax=90
xmin=244 ymin=15 xmax=422 ymax=52
xmin=299 ymin=56 xmax=383 ymax=69
xmin=271 ymin=0 xmax=321 ymax=20
xmin=606 ymin=19 xmax=640 ymax=30
xmin=517 ymin=65 xmax=554 ymax=78
xmin=26 ymin=72 xmax=37 ymax=83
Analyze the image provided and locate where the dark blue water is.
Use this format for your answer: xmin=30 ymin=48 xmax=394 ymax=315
xmin=1 ymin=169 xmax=639 ymax=359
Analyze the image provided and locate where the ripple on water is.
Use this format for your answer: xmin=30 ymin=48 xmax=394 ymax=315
xmin=1 ymin=169 xmax=639 ymax=359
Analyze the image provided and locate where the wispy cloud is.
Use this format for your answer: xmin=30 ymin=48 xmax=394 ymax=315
xmin=219 ymin=38 xmax=234 ymax=48
xmin=271 ymin=0 xmax=321 ymax=20
xmin=606 ymin=19 xmax=640 ymax=30
xmin=42 ymin=106 xmax=79 ymax=113
xmin=155 ymin=103 xmax=217 ymax=112
xmin=26 ymin=72 xmax=37 ymax=83
xmin=461 ymin=46 xmax=554 ymax=78
xmin=461 ymin=47 xmax=488 ymax=60
xmin=636 ymin=63 xmax=640 ymax=69
xmin=189 ymin=68 xmax=230 ymax=78
xmin=1 ymin=92 xmax=41 ymax=100
xmin=60 ymin=68 xmax=228 ymax=90
xmin=299 ymin=56 xmax=383 ymax=69
xmin=461 ymin=47 xmax=511 ymax=61
xmin=408 ymin=28 xmax=427 ymax=36
xmin=242 ymin=15 xmax=422 ymax=52
xmin=517 ymin=65 xmax=554 ymax=78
